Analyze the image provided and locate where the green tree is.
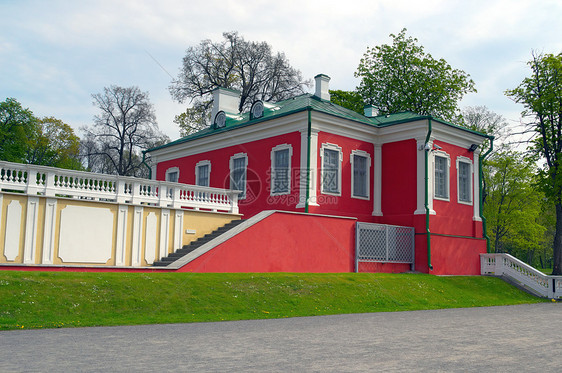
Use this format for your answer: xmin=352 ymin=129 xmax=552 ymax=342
xmin=484 ymin=151 xmax=546 ymax=265
xmin=1 ymin=98 xmax=82 ymax=169
xmin=329 ymin=90 xmax=364 ymax=114
xmin=355 ymin=29 xmax=476 ymax=122
xmin=170 ymin=32 xmax=310 ymax=135
xmin=537 ymin=203 xmax=556 ymax=269
xmin=26 ymin=117 xmax=82 ymax=169
xmin=506 ymin=52 xmax=562 ymax=274
xmin=0 ymin=98 xmax=38 ymax=162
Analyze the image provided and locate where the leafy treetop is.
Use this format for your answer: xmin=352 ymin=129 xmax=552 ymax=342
xmin=0 ymin=98 xmax=81 ymax=169
xmin=355 ymin=29 xmax=476 ymax=122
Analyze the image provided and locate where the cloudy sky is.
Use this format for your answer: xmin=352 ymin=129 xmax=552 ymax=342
xmin=1 ymin=0 xmax=561 ymax=140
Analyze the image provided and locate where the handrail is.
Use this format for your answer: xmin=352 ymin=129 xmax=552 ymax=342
xmin=0 ymin=161 xmax=239 ymax=214
xmin=481 ymin=253 xmax=562 ymax=299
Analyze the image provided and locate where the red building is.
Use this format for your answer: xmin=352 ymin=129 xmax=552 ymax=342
xmin=147 ymin=74 xmax=491 ymax=275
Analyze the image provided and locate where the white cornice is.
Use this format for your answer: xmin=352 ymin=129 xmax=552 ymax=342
xmin=150 ymin=112 xmax=308 ymax=163
xmin=378 ymin=120 xmax=429 ymax=144
xmin=311 ymin=112 xmax=377 ymax=142
xmin=150 ymin=110 xmax=487 ymax=164
xmin=431 ymin=122 xmax=487 ymax=148
xmin=378 ymin=119 xmax=487 ymax=148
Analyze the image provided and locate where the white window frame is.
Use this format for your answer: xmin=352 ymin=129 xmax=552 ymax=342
xmin=195 ymin=160 xmax=211 ymax=187
xmin=456 ymin=156 xmax=473 ymax=205
xmin=433 ymin=151 xmax=450 ymax=201
xmin=350 ymin=149 xmax=371 ymax=200
xmin=270 ymin=144 xmax=293 ymax=196
xmin=165 ymin=167 xmax=180 ymax=183
xmin=320 ymin=143 xmax=343 ymax=196
xmin=229 ymin=153 xmax=248 ymax=199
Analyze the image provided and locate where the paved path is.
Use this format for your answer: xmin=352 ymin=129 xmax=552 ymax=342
xmin=0 ymin=303 xmax=560 ymax=372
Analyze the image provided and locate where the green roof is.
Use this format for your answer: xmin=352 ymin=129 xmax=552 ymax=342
xmin=149 ymin=95 xmax=486 ymax=152
xmin=369 ymin=111 xmax=428 ymax=124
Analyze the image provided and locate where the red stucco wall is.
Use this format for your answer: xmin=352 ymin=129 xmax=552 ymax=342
xmin=357 ymin=262 xmax=412 ymax=273
xmin=156 ymin=132 xmax=303 ymax=218
xmin=429 ymin=235 xmax=487 ymax=275
xmin=178 ymin=212 xmax=357 ymax=273
xmin=379 ymin=139 xmax=418 ymax=227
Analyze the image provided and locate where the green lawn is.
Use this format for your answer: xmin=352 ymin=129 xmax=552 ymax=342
xmin=0 ymin=271 xmax=546 ymax=330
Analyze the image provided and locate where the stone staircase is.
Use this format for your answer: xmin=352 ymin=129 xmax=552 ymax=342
xmin=152 ymin=219 xmax=245 ymax=267
xmin=481 ymin=253 xmax=562 ymax=299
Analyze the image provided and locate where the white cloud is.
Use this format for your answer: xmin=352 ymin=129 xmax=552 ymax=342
xmin=2 ymin=0 xmax=562 ymax=141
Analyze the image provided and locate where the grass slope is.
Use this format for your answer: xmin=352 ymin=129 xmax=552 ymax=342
xmin=0 ymin=271 xmax=545 ymax=330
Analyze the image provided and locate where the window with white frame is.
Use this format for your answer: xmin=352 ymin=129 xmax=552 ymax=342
xmin=457 ymin=156 xmax=473 ymax=204
xmin=165 ymin=167 xmax=179 ymax=183
xmin=351 ymin=150 xmax=371 ymax=199
xmin=230 ymin=153 xmax=248 ymax=199
xmin=434 ymin=152 xmax=450 ymax=200
xmin=195 ymin=160 xmax=211 ymax=187
xmin=270 ymin=144 xmax=292 ymax=195
xmin=321 ymin=143 xmax=342 ymax=195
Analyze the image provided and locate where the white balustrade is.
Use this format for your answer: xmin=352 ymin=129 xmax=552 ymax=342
xmin=481 ymin=253 xmax=562 ymax=299
xmin=0 ymin=161 xmax=239 ymax=214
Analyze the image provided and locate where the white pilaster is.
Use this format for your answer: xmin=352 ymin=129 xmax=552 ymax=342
xmin=115 ymin=205 xmax=128 ymax=266
xmin=414 ymin=138 xmax=435 ymax=215
xmin=131 ymin=206 xmax=144 ymax=267
xmin=23 ymin=196 xmax=39 ymax=264
xmin=372 ymin=143 xmax=383 ymax=216
xmin=297 ymin=128 xmax=319 ymax=208
xmin=41 ymin=198 xmax=57 ymax=264
xmin=473 ymin=150 xmax=482 ymax=221
xmin=145 ymin=212 xmax=157 ymax=265
xmin=173 ymin=210 xmax=183 ymax=252
xmin=159 ymin=209 xmax=170 ymax=260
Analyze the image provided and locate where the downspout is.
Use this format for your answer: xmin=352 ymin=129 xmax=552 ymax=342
xmin=141 ymin=151 xmax=152 ymax=179
xmin=305 ymin=107 xmax=312 ymax=213
xmin=424 ymin=118 xmax=433 ymax=271
xmin=479 ymin=135 xmax=494 ymax=253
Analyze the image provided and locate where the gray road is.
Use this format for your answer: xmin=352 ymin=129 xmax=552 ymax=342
xmin=0 ymin=303 xmax=560 ymax=372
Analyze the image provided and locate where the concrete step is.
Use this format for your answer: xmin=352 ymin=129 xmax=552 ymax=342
xmin=152 ymin=219 xmax=244 ymax=267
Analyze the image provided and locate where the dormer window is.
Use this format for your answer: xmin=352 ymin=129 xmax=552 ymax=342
xmin=214 ymin=111 xmax=226 ymax=128
xmin=250 ymin=101 xmax=264 ymax=120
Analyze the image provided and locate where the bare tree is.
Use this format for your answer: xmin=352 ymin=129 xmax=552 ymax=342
xmin=461 ymin=105 xmax=508 ymax=137
xmin=83 ymin=86 xmax=168 ymax=177
xmin=170 ymin=32 xmax=310 ymax=135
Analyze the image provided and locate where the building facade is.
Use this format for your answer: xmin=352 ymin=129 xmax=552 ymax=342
xmin=147 ymin=75 xmax=491 ymax=275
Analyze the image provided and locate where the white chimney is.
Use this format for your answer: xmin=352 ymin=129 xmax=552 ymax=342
xmin=314 ymin=74 xmax=330 ymax=101
xmin=364 ymin=105 xmax=377 ymax=117
xmin=211 ymin=87 xmax=241 ymax=121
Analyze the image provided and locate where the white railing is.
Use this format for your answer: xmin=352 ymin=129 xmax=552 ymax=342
xmin=481 ymin=253 xmax=562 ymax=299
xmin=0 ymin=161 xmax=239 ymax=214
